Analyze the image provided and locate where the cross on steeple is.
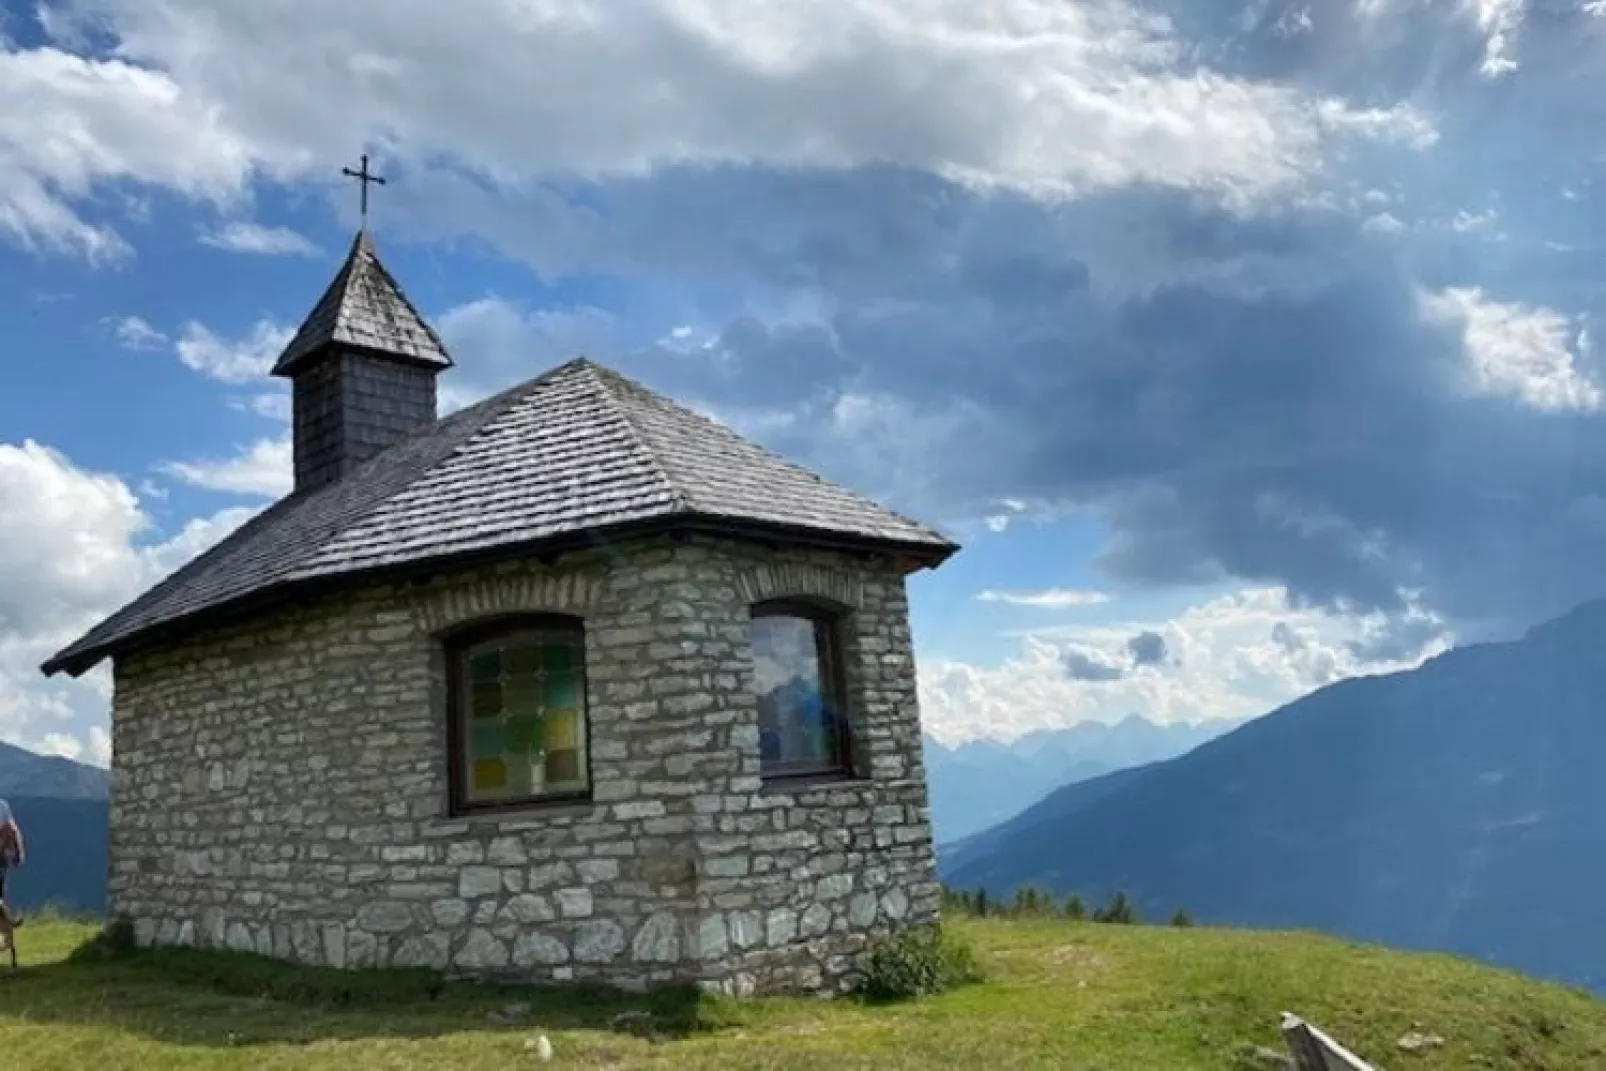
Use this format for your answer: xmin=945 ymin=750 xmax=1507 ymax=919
xmin=342 ymin=153 xmax=387 ymax=226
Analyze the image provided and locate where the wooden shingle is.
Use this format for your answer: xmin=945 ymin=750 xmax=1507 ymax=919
xmin=270 ymin=230 xmax=452 ymax=376
xmin=42 ymin=359 xmax=956 ymax=677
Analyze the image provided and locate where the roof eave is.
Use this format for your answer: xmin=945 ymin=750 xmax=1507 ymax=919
xmin=270 ymin=340 xmax=455 ymax=379
xmin=39 ymin=514 xmax=959 ymax=680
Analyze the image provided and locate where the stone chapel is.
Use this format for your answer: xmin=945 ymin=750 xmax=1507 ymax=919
xmin=42 ymin=227 xmax=958 ymax=995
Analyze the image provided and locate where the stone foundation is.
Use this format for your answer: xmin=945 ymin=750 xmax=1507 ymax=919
xmin=108 ymin=534 xmax=940 ymax=994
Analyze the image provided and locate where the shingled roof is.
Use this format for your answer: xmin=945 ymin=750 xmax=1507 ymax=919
xmin=270 ymin=229 xmax=452 ymax=375
xmin=42 ymin=358 xmax=957 ymax=677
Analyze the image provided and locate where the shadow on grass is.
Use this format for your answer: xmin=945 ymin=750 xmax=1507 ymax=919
xmin=0 ymin=923 xmax=732 ymax=1051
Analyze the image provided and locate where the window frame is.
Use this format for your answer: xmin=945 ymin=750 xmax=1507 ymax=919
xmin=443 ymin=613 xmax=593 ymax=816
xmin=749 ymin=598 xmax=856 ymax=782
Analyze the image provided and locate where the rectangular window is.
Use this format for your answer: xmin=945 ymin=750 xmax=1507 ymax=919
xmin=448 ymin=618 xmax=589 ymax=812
xmin=750 ymin=601 xmax=853 ymax=779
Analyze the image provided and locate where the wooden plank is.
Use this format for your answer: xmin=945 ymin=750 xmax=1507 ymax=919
xmin=1280 ymin=1012 xmax=1377 ymax=1071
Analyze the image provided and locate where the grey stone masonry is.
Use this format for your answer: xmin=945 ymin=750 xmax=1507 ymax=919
xmin=107 ymin=534 xmax=940 ymax=994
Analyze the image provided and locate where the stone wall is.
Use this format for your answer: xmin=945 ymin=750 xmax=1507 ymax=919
xmin=108 ymin=533 xmax=940 ymax=994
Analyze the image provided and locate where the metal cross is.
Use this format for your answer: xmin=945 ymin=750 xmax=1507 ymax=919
xmin=342 ymin=153 xmax=387 ymax=224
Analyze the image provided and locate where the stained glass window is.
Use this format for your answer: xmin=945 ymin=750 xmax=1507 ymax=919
xmin=450 ymin=618 xmax=589 ymax=811
xmin=749 ymin=602 xmax=852 ymax=777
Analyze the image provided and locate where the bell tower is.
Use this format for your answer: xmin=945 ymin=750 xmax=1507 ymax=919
xmin=270 ymin=227 xmax=453 ymax=494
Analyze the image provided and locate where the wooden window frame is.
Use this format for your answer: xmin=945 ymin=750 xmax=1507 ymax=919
xmin=750 ymin=599 xmax=855 ymax=782
xmin=444 ymin=613 xmax=593 ymax=816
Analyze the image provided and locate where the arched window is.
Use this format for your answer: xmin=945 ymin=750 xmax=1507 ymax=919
xmin=445 ymin=615 xmax=590 ymax=813
xmin=749 ymin=600 xmax=852 ymax=779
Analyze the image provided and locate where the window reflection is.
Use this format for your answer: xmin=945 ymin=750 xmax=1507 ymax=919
xmin=750 ymin=605 xmax=848 ymax=775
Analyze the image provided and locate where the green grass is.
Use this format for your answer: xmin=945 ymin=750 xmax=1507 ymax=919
xmin=2 ymin=917 xmax=1603 ymax=1069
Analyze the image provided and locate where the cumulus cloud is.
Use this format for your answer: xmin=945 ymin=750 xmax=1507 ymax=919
xmin=1061 ymin=648 xmax=1128 ymax=682
xmin=0 ymin=440 xmax=252 ymax=760
xmin=920 ymin=586 xmax=1452 ymax=742
xmin=174 ymin=319 xmax=292 ymax=384
xmin=563 ymin=165 xmax=1606 ymax=634
xmin=1363 ymin=212 xmax=1405 ymax=234
xmin=87 ymin=725 xmax=111 ymax=765
xmin=160 ymin=436 xmax=292 ymax=498
xmin=1 ymin=0 xmax=1448 ymax=264
xmin=0 ymin=441 xmax=145 ymax=633
xmin=0 ymin=43 xmax=252 ymax=258
xmin=1467 ymin=0 xmax=1526 ymax=77
xmin=1127 ymin=630 xmax=1169 ymax=666
xmin=1344 ymin=608 xmax=1451 ymax=663
xmin=35 ymin=732 xmax=83 ymax=760
xmin=1419 ymin=286 xmax=1601 ymax=412
xmin=1056 ymin=626 xmax=1170 ymax=684
xmin=9 ymin=0 xmax=1605 ymax=658
xmin=200 ymin=221 xmax=320 ymax=257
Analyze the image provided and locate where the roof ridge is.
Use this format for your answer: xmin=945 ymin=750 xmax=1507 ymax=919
xmin=354 ymin=232 xmax=453 ymax=366
xmin=582 ymin=359 xmax=693 ymax=515
xmin=269 ymin=232 xmax=363 ymax=375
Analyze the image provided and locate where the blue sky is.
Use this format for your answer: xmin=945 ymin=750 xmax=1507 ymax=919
xmin=2 ymin=0 xmax=1604 ymax=763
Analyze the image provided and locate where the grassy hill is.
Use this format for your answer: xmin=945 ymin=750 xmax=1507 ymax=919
xmin=2 ymin=917 xmax=1603 ymax=1069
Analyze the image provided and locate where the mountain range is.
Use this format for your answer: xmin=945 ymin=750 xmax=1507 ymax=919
xmin=941 ymin=597 xmax=1606 ymax=993
xmin=0 ymin=743 xmax=108 ymax=914
xmin=922 ymin=715 xmax=1242 ymax=843
xmin=0 ymin=741 xmax=109 ymax=798
xmin=15 ymin=596 xmax=1606 ymax=994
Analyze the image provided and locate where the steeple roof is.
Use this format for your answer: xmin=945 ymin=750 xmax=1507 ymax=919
xmin=270 ymin=230 xmax=452 ymax=376
xmin=41 ymin=358 xmax=957 ymax=677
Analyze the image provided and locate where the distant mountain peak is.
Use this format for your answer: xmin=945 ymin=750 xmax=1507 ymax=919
xmin=0 ymin=741 xmax=110 ymax=800
xmin=922 ymin=714 xmax=1242 ymax=844
xmin=941 ymin=594 xmax=1606 ymax=994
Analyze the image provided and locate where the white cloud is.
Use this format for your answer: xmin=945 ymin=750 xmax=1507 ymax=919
xmin=36 ymin=732 xmax=83 ymax=760
xmin=201 ymin=221 xmax=320 ymax=257
xmin=110 ymin=314 xmax=167 ymax=350
xmin=918 ymin=585 xmax=1451 ymax=744
xmin=1420 ymin=286 xmax=1601 ymax=413
xmin=982 ymin=498 xmax=1029 ymax=532
xmin=1362 ymin=212 xmax=1404 ymax=234
xmin=229 ymin=392 xmax=292 ymax=422
xmin=0 ymin=440 xmax=146 ymax=632
xmin=174 ymin=319 xmax=293 ymax=384
xmin=1452 ymin=208 xmax=1498 ymax=233
xmin=977 ymin=588 xmax=1111 ymax=609
xmin=88 ymin=725 xmax=111 ymax=766
xmin=0 ymin=44 xmax=253 ymax=258
xmin=160 ymin=436 xmax=292 ymax=497
xmin=1467 ymin=0 xmax=1524 ymax=77
xmin=6 ymin=0 xmax=1435 ymax=258
xmin=0 ymin=439 xmax=252 ymax=761
xmin=436 ymin=297 xmax=620 ymax=410
xmin=1314 ymin=100 xmax=1439 ymax=150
